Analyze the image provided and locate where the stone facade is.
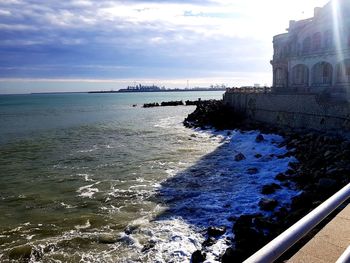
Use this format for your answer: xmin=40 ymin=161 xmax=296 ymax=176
xmin=271 ymin=0 xmax=350 ymax=100
xmin=223 ymin=92 xmax=350 ymax=133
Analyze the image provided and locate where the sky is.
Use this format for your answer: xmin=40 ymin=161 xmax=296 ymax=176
xmin=0 ymin=0 xmax=329 ymax=94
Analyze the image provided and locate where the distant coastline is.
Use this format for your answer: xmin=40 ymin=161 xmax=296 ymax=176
xmin=25 ymin=88 xmax=226 ymax=96
xmin=88 ymin=88 xmax=227 ymax=94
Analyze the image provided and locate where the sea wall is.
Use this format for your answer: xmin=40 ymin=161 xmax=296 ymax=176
xmin=223 ymin=92 xmax=350 ymax=133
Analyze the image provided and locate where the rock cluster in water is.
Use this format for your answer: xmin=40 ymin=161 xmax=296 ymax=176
xmin=184 ymin=101 xmax=350 ymax=262
xmin=183 ymin=100 xmax=244 ymax=130
xmin=143 ymin=99 xmax=208 ymax=108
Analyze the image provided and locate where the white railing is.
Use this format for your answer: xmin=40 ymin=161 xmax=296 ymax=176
xmin=243 ymin=183 xmax=350 ymax=263
xmin=336 ymin=245 xmax=350 ymax=263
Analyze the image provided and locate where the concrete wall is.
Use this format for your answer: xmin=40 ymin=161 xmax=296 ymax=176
xmin=223 ymin=92 xmax=350 ymax=132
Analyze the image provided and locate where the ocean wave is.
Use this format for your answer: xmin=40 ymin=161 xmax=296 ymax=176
xmin=123 ymin=130 xmax=299 ymax=262
xmin=77 ymin=182 xmax=100 ymax=199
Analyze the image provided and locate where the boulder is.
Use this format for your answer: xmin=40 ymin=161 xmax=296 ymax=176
xmin=124 ymin=225 xmax=138 ymax=235
xmin=324 ymin=150 xmax=333 ymax=159
xmin=259 ymin=198 xmax=278 ymax=211
xmin=221 ymin=247 xmax=245 ymax=263
xmin=191 ymin=250 xmax=206 ymax=263
xmin=340 ymin=141 xmax=350 ymax=151
xmin=141 ymin=240 xmax=156 ymax=252
xmin=261 ymin=183 xmax=282 ymax=195
xmin=234 ymin=153 xmax=246 ymax=162
xmin=291 ymin=192 xmax=315 ymax=210
xmin=207 ymin=226 xmax=226 ymax=237
xmin=202 ymin=236 xmax=216 ymax=247
xmin=317 ymin=178 xmax=337 ymax=192
xmin=275 ymin=173 xmax=288 ymax=181
xmin=233 ymin=214 xmax=267 ymax=258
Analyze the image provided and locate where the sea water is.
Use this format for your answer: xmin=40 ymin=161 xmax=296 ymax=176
xmin=0 ymin=91 xmax=298 ymax=262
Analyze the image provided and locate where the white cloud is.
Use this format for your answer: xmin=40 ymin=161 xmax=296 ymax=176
xmin=0 ymin=0 xmax=332 ymax=93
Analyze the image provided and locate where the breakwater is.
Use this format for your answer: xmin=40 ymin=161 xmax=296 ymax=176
xmin=143 ymin=99 xmax=207 ymax=108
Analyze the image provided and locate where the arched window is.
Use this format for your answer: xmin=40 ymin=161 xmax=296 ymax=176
xmin=312 ymin=32 xmax=322 ymax=51
xmin=324 ymin=30 xmax=332 ymax=49
xmin=312 ymin=62 xmax=333 ymax=85
xmin=275 ymin=67 xmax=286 ymax=87
xmin=303 ymin=37 xmax=311 ymax=53
xmin=336 ymin=59 xmax=350 ymax=83
xmin=292 ymin=64 xmax=309 ymax=85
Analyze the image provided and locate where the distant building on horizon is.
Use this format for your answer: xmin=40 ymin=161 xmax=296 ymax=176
xmin=271 ymin=0 xmax=350 ymax=99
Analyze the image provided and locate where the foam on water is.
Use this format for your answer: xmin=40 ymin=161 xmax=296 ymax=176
xmin=108 ymin=129 xmax=299 ymax=262
xmin=77 ymin=182 xmax=100 ymax=199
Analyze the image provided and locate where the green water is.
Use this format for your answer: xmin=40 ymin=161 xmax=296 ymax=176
xmin=0 ymin=91 xmax=225 ymax=262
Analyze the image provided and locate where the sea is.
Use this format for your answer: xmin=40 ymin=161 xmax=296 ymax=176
xmin=0 ymin=91 xmax=298 ymax=263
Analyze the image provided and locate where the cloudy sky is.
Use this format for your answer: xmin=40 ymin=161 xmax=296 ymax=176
xmin=0 ymin=0 xmax=329 ymax=93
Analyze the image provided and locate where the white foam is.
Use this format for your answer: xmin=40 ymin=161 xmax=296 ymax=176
xmin=77 ymin=173 xmax=94 ymax=182
xmin=124 ymin=130 xmax=299 ymax=262
xmin=77 ymin=182 xmax=100 ymax=199
xmin=60 ymin=202 xmax=76 ymax=209
xmin=154 ymin=117 xmax=179 ymax=129
xmin=75 ymin=220 xmax=91 ymax=230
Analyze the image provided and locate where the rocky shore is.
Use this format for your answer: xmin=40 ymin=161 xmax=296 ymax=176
xmin=184 ymin=100 xmax=350 ymax=262
xmin=143 ymin=99 xmax=208 ymax=108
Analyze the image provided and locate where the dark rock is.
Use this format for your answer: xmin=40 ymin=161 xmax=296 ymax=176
xmin=207 ymin=226 xmax=226 ymax=237
xmin=275 ymin=173 xmax=288 ymax=181
xmin=117 ymin=235 xmax=135 ymax=245
xmin=254 ymin=153 xmax=262 ymax=158
xmin=141 ymin=240 xmax=156 ymax=252
xmin=221 ymin=247 xmax=245 ymax=263
xmin=255 ymin=134 xmax=264 ymax=143
xmin=223 ymin=203 xmax=231 ymax=208
xmin=291 ymin=192 xmax=315 ymax=210
xmin=9 ymin=245 xmax=32 ymax=260
xmin=317 ymin=178 xmax=337 ymax=192
xmin=247 ymin=167 xmax=259 ymax=174
xmin=285 ymin=169 xmax=296 ymax=175
xmin=143 ymin=102 xmax=160 ymax=108
xmin=340 ymin=141 xmax=350 ymax=151
xmin=341 ymin=150 xmax=350 ymax=160
xmin=233 ymin=214 xmax=267 ymax=259
xmin=183 ymin=100 xmax=244 ymax=130
xmin=161 ymin=100 xmax=184 ymax=107
xmin=43 ymin=244 xmax=57 ymax=253
xmin=124 ymin=225 xmax=138 ymax=235
xmin=234 ymin=153 xmax=246 ymax=162
xmin=261 ymin=183 xmax=282 ymax=195
xmin=191 ymin=250 xmax=206 ymax=263
xmin=259 ymin=198 xmax=278 ymax=211
xmin=202 ymin=237 xmax=216 ymax=247
xmin=324 ymin=150 xmax=333 ymax=159
xmin=282 ymin=181 xmax=291 ymax=188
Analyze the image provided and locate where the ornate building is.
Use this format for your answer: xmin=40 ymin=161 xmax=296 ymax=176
xmin=271 ymin=0 xmax=350 ymax=97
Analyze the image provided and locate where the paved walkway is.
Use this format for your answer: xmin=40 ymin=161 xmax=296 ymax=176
xmin=288 ymin=204 xmax=350 ymax=263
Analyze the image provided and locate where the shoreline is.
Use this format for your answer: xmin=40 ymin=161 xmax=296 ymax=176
xmin=184 ymin=100 xmax=350 ymax=262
